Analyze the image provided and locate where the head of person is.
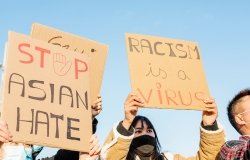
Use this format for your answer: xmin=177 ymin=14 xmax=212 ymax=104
xmin=126 ymin=115 xmax=165 ymax=160
xmin=227 ymin=88 xmax=250 ymax=135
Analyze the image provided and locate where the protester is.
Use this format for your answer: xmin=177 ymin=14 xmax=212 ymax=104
xmin=220 ymin=88 xmax=250 ymax=160
xmin=101 ymin=92 xmax=225 ymax=160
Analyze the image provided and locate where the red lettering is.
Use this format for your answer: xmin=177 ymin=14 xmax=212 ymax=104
xmin=19 ymin=43 xmax=33 ymax=64
xmin=165 ymin=89 xmax=178 ymax=105
xmin=137 ymin=88 xmax=152 ymax=103
xmin=178 ymin=90 xmax=192 ymax=106
xmin=74 ymin=59 xmax=88 ymax=79
xmin=35 ymin=47 xmax=50 ymax=68
xmin=136 ymin=86 xmax=205 ymax=109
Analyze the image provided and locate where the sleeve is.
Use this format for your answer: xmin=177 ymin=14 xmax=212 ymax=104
xmin=243 ymin=140 xmax=250 ymax=159
xmin=100 ymin=121 xmax=134 ymax=160
xmin=173 ymin=121 xmax=225 ymax=160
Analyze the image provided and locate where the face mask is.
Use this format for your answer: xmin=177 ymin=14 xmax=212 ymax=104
xmin=32 ymin=145 xmax=43 ymax=153
xmin=131 ymin=135 xmax=156 ymax=156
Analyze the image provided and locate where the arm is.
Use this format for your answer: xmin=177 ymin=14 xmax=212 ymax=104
xmin=100 ymin=122 xmax=134 ymax=160
xmin=100 ymin=93 xmax=144 ymax=160
xmin=198 ymin=98 xmax=225 ymax=160
xmin=173 ymin=98 xmax=225 ymax=160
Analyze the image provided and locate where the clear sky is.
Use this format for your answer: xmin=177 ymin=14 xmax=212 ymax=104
xmin=1 ymin=0 xmax=250 ymax=158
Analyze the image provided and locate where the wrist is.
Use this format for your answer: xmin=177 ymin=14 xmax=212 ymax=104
xmin=201 ymin=120 xmax=218 ymax=131
xmin=202 ymin=120 xmax=215 ymax=126
xmin=117 ymin=121 xmax=134 ymax=136
xmin=122 ymin=119 xmax=132 ymax=130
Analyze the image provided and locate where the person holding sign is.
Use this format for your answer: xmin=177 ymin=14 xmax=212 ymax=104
xmin=0 ymin=96 xmax=102 ymax=160
xmin=100 ymin=92 xmax=225 ymax=160
xmin=50 ymin=95 xmax=102 ymax=160
xmin=219 ymin=89 xmax=250 ymax=160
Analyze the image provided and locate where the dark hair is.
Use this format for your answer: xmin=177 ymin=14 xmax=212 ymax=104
xmin=227 ymin=89 xmax=250 ymax=134
xmin=126 ymin=115 xmax=166 ymax=160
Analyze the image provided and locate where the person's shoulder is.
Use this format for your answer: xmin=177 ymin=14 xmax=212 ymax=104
xmin=224 ymin=140 xmax=246 ymax=148
xmin=219 ymin=139 xmax=247 ymax=160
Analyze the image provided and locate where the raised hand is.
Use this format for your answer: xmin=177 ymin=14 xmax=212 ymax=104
xmin=91 ymin=95 xmax=102 ymax=120
xmin=122 ymin=92 xmax=144 ymax=130
xmin=79 ymin=134 xmax=101 ymax=160
xmin=0 ymin=120 xmax=12 ymax=146
xmin=202 ymin=98 xmax=218 ymax=126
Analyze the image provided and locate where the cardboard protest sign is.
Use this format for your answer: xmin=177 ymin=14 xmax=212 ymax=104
xmin=1 ymin=31 xmax=92 ymax=152
xmin=31 ymin=23 xmax=108 ymax=104
xmin=125 ymin=33 xmax=210 ymax=110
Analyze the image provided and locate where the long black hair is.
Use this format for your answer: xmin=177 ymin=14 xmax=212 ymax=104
xmin=126 ymin=115 xmax=167 ymax=160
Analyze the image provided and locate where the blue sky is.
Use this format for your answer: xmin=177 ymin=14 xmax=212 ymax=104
xmin=1 ymin=0 xmax=250 ymax=158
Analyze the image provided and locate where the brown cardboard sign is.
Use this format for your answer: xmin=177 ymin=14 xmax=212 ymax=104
xmin=125 ymin=33 xmax=210 ymax=110
xmin=31 ymin=23 xmax=108 ymax=104
xmin=1 ymin=32 xmax=92 ymax=152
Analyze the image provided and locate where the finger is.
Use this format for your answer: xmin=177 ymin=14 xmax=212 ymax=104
xmin=91 ymin=96 xmax=102 ymax=107
xmin=96 ymin=102 xmax=102 ymax=108
xmin=126 ymin=96 xmax=144 ymax=105
xmin=90 ymin=143 xmax=101 ymax=156
xmin=89 ymin=135 xmax=100 ymax=154
xmin=89 ymin=142 xmax=99 ymax=156
xmin=129 ymin=101 xmax=144 ymax=107
xmin=91 ymin=102 xmax=101 ymax=109
xmin=0 ymin=120 xmax=8 ymax=128
xmin=204 ymin=103 xmax=217 ymax=110
xmin=89 ymin=138 xmax=98 ymax=151
xmin=94 ymin=108 xmax=102 ymax=114
xmin=0 ymin=131 xmax=12 ymax=142
xmin=92 ymin=105 xmax=102 ymax=113
xmin=125 ymin=92 xmax=137 ymax=104
xmin=126 ymin=93 xmax=136 ymax=101
xmin=204 ymin=108 xmax=217 ymax=113
xmin=0 ymin=137 xmax=9 ymax=143
xmin=89 ymin=134 xmax=96 ymax=143
xmin=89 ymin=135 xmax=98 ymax=148
xmin=129 ymin=106 xmax=139 ymax=114
xmin=94 ymin=97 xmax=102 ymax=104
xmin=125 ymin=105 xmax=138 ymax=112
xmin=0 ymin=122 xmax=12 ymax=139
xmin=204 ymin=103 xmax=216 ymax=108
xmin=92 ymin=103 xmax=102 ymax=109
xmin=203 ymin=97 xmax=215 ymax=104
xmin=133 ymin=96 xmax=144 ymax=104
xmin=97 ymin=94 xmax=101 ymax=98
xmin=91 ymin=103 xmax=98 ymax=109
xmin=128 ymin=93 xmax=139 ymax=101
xmin=129 ymin=92 xmax=137 ymax=97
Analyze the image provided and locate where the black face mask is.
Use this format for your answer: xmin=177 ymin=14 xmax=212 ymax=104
xmin=131 ymin=135 xmax=157 ymax=157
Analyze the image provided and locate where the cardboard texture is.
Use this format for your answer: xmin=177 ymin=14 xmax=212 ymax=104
xmin=125 ymin=33 xmax=210 ymax=110
xmin=1 ymin=31 xmax=92 ymax=152
xmin=31 ymin=23 xmax=108 ymax=104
